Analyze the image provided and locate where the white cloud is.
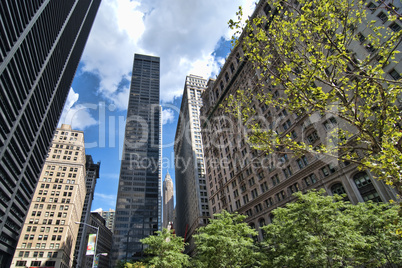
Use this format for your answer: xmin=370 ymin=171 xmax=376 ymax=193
xmin=63 ymin=104 xmax=98 ymax=131
xmin=80 ymin=0 xmax=144 ymax=109
xmin=162 ymin=108 xmax=175 ymax=125
xmin=58 ymin=88 xmax=98 ymax=130
xmin=94 ymin=193 xmax=117 ymax=208
xmin=59 ymin=88 xmax=79 ymax=126
xmin=80 ymin=0 xmax=254 ymax=107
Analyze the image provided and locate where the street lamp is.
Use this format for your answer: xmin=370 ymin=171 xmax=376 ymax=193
xmin=75 ymin=221 xmax=99 ymax=268
xmin=94 ymin=253 xmax=108 ymax=267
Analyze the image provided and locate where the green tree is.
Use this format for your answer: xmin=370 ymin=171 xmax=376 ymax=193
xmin=227 ymin=0 xmax=402 ymax=195
xmin=140 ymin=228 xmax=189 ymax=268
xmin=115 ymin=260 xmax=145 ymax=268
xmin=192 ymin=210 xmax=264 ymax=268
xmin=348 ymin=200 xmax=402 ymax=267
xmin=262 ymin=190 xmax=402 ymax=267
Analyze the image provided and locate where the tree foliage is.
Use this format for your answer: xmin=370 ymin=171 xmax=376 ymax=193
xmin=140 ymin=228 xmax=189 ymax=268
xmin=116 ymin=260 xmax=146 ymax=268
xmin=192 ymin=210 xmax=264 ymax=268
xmin=227 ymin=0 xmax=402 ymax=195
xmin=262 ymin=190 xmax=402 ymax=267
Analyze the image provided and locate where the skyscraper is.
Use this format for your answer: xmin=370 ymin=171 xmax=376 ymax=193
xmin=163 ymin=172 xmax=174 ymax=228
xmin=112 ymin=54 xmax=161 ymax=263
xmin=10 ymin=124 xmax=87 ymax=268
xmin=0 ymin=1 xmax=100 ymax=266
xmin=74 ymin=155 xmax=100 ymax=268
xmin=174 ymin=74 xmax=209 ymax=255
xmin=94 ymin=208 xmax=116 ymax=232
xmin=80 ymin=212 xmax=112 ymax=268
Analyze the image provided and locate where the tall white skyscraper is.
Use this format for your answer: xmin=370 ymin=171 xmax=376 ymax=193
xmin=174 ymin=74 xmax=209 ymax=255
xmin=163 ymin=172 xmax=174 ymax=228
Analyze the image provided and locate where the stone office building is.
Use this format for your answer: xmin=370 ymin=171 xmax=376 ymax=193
xmin=200 ymin=0 xmax=400 ymax=241
xmin=10 ymin=125 xmax=87 ymax=268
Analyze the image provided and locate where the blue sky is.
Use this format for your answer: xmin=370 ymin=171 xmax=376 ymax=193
xmin=58 ymin=0 xmax=255 ymax=210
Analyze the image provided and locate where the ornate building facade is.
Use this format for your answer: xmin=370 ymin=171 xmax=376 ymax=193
xmin=200 ymin=0 xmax=400 ymax=241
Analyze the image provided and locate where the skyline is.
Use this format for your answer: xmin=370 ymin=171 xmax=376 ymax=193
xmin=58 ymin=0 xmax=256 ymax=211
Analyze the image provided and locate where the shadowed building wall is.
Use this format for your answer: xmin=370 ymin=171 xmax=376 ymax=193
xmin=0 ymin=1 xmax=100 ymax=266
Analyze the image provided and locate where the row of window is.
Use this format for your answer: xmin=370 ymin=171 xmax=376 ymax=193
xmin=26 ymin=226 xmax=64 ymax=233
xmin=55 ymin=130 xmax=79 ymax=136
xmin=47 ymin=165 xmax=79 ymax=171
xmin=20 ymin=241 xmax=62 ymax=249
xmin=28 ymin=218 xmax=67 ymax=225
xmin=16 ymin=260 xmax=56 ymax=267
xmin=245 ymin=172 xmax=381 ymax=220
xmin=23 ymin=234 xmax=63 ymax=241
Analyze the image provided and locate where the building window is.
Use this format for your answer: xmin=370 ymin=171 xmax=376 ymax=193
xmin=296 ymin=156 xmax=309 ymax=169
xmin=389 ymin=22 xmax=401 ymax=32
xmin=275 ymin=191 xmax=286 ymax=202
xmin=236 ymin=53 xmax=240 ymax=63
xmin=357 ymin=32 xmax=366 ymax=43
xmin=283 ymin=165 xmax=292 ymax=178
xmin=254 ymin=203 xmax=262 ymax=214
xmin=323 ymin=117 xmax=337 ymax=130
xmin=321 ymin=164 xmax=336 ymax=176
xmin=279 ymin=153 xmax=288 ymax=163
xmin=303 ymin=173 xmax=317 ymax=186
xmin=377 ymin=12 xmax=388 ymax=23
xmin=288 ymin=183 xmax=300 ymax=194
xmin=235 ymin=200 xmax=241 ymax=209
xmin=31 ymin=261 xmax=41 ymax=266
xmin=353 ymin=172 xmax=382 ymax=202
xmin=366 ymin=2 xmax=377 ymax=12
xmin=271 ymin=174 xmax=280 ymax=186
xmin=265 ymin=197 xmax=273 ymax=208
xmin=389 ymin=69 xmax=401 ymax=80
xmin=251 ymin=188 xmax=258 ymax=199
xmin=331 ymin=183 xmax=347 ymax=196
xmin=230 ymin=63 xmax=235 ymax=73
xmin=243 ymin=194 xmax=249 ymax=204
xmin=306 ymin=131 xmax=319 ymax=144
xmin=260 ymin=181 xmax=269 ymax=193
xmin=282 ymin=119 xmax=292 ymax=131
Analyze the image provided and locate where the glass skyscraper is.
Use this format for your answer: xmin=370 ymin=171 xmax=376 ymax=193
xmin=0 ymin=1 xmax=100 ymax=266
xmin=112 ymin=54 xmax=161 ymax=263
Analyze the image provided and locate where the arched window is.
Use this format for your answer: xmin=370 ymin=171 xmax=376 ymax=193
xmin=331 ymin=182 xmax=349 ymax=201
xmin=259 ymin=218 xmax=266 ymax=239
xmin=353 ymin=172 xmax=382 ymax=202
xmin=331 ymin=183 xmax=346 ymax=195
